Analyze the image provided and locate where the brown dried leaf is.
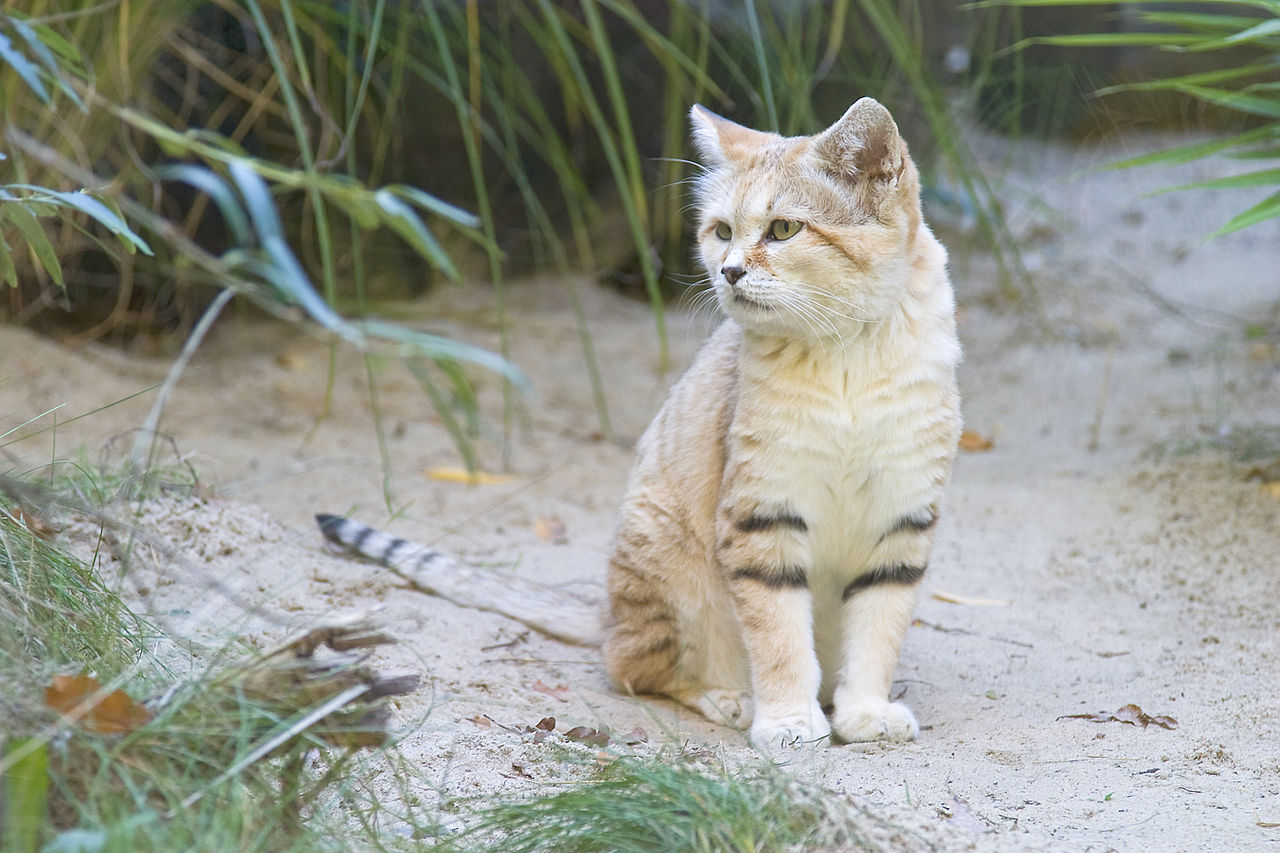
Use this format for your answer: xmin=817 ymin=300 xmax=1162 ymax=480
xmin=531 ymin=679 xmax=571 ymax=702
xmin=535 ymin=716 xmax=557 ymax=732
xmin=958 ymin=430 xmax=995 ymax=452
xmin=467 ymin=715 xmax=492 ymax=728
xmin=45 ymin=673 xmax=150 ymax=735
xmin=1059 ymin=703 xmax=1178 ymax=729
xmin=564 ymin=726 xmax=610 ymax=747
xmin=2 ymin=505 xmax=58 ymax=539
xmin=621 ymin=727 xmax=649 ymax=745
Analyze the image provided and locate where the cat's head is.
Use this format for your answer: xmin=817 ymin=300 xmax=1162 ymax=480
xmin=689 ymin=98 xmax=934 ymax=339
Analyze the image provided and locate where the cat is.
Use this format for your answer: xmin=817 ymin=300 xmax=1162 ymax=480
xmin=602 ymin=97 xmax=960 ymax=750
xmin=318 ymin=96 xmax=960 ymax=752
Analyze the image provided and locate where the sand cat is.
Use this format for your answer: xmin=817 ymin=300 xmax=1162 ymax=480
xmin=319 ymin=97 xmax=960 ymax=751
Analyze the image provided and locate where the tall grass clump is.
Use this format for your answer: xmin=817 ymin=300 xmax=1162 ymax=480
xmin=985 ymin=0 xmax=1280 ymax=235
xmin=0 ymin=478 xmax=434 ymax=853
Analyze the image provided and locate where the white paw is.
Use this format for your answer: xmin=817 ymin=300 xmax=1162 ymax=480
xmin=749 ymin=708 xmax=831 ymax=751
xmin=691 ymin=689 xmax=754 ymax=728
xmin=832 ymin=697 xmax=918 ymax=743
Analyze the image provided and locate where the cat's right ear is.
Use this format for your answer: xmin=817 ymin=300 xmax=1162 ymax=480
xmin=690 ymin=105 xmax=772 ymax=166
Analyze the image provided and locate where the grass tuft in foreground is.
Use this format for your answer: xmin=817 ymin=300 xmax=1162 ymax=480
xmin=438 ymin=751 xmax=905 ymax=853
xmin=0 ymin=480 xmax=425 ymax=853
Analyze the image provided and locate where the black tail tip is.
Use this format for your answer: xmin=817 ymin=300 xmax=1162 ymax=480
xmin=315 ymin=513 xmax=342 ymax=540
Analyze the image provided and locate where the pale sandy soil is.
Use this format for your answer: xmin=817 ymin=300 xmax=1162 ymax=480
xmin=3 ymin=131 xmax=1279 ymax=851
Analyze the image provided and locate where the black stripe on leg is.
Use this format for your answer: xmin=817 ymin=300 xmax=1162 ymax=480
xmin=879 ymin=508 xmax=938 ymax=543
xmin=842 ymin=563 xmax=926 ymax=600
xmin=731 ymin=564 xmax=808 ymax=589
xmin=735 ymin=512 xmax=808 ymax=533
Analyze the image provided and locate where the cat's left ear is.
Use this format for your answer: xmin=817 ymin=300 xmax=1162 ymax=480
xmin=690 ymin=104 xmax=777 ymax=166
xmin=813 ymin=97 xmax=907 ymax=183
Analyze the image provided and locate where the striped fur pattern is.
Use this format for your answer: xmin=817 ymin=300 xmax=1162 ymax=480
xmin=604 ymin=98 xmax=961 ymax=750
xmin=315 ymin=514 xmax=603 ymax=646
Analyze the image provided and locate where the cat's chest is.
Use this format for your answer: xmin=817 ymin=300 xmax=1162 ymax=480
xmin=726 ymin=343 xmax=952 ymax=540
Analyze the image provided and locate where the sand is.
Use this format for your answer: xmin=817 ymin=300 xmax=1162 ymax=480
xmin=3 ymin=129 xmax=1278 ymax=851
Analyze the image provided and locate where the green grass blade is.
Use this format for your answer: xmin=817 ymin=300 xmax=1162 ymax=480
xmin=1106 ymin=126 xmax=1277 ymax=169
xmin=2 ymin=738 xmax=49 ymax=853
xmin=0 ymin=201 xmax=63 ymax=288
xmin=0 ymin=26 xmax=49 ymax=103
xmin=11 ymin=187 xmax=153 ymax=256
xmin=154 ymin=165 xmax=252 ymax=246
xmin=0 ymin=233 xmax=16 ymax=288
xmin=372 ymin=189 xmax=461 ymax=282
xmin=1214 ymin=188 xmax=1280 ymax=234
xmin=743 ymin=0 xmax=779 ymax=131
xmin=1175 ymin=83 xmax=1280 ymax=119
xmin=1160 ymin=166 xmax=1280 ymax=193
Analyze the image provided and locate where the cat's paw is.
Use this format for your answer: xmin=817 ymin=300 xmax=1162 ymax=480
xmin=749 ymin=710 xmax=831 ymax=751
xmin=688 ymin=689 xmax=753 ymax=728
xmin=831 ymin=697 xmax=918 ymax=743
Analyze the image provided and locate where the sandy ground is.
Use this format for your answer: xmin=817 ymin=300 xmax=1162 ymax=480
xmin=3 ymin=130 xmax=1279 ymax=851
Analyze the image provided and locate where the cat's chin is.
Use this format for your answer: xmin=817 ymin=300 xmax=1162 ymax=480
xmin=727 ymin=292 xmax=773 ymax=312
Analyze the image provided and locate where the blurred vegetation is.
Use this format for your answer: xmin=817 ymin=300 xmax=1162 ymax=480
xmin=4 ymin=1 xmax=1273 ymax=445
xmin=0 ymin=2 xmax=1018 ymax=351
xmin=987 ymin=0 xmax=1280 ymax=234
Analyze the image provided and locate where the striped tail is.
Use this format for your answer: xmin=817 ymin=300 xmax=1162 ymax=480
xmin=315 ymin=514 xmax=604 ymax=646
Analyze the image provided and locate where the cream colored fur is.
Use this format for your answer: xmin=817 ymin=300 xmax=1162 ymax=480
xmin=603 ymin=98 xmax=961 ymax=750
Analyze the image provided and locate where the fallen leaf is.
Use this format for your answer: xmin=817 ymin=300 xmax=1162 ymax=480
xmin=45 ymin=673 xmax=150 ymax=734
xmin=535 ymin=716 xmax=557 ymax=732
xmin=424 ymin=467 xmax=513 ymax=486
xmin=467 ymin=715 xmax=492 ymax=728
xmin=932 ymin=589 xmax=1012 ymax=607
xmin=1058 ymin=703 xmax=1178 ymax=730
xmin=564 ymin=726 xmax=610 ymax=747
xmin=958 ymin=430 xmax=994 ymax=452
xmin=531 ymin=680 xmax=570 ymax=702
xmin=2 ymin=505 xmax=58 ymax=539
xmin=534 ymin=515 xmax=568 ymax=544
xmin=1261 ymin=482 xmax=1280 ymax=499
xmin=621 ymin=727 xmax=648 ymax=745
xmin=1256 ymin=814 xmax=1280 ymax=829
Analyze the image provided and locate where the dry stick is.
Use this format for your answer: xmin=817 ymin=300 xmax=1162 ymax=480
xmin=130 ymin=288 xmax=235 ymax=473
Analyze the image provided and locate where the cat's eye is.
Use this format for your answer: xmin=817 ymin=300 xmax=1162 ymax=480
xmin=769 ymin=219 xmax=803 ymax=241
xmin=714 ymin=222 xmax=732 ymax=240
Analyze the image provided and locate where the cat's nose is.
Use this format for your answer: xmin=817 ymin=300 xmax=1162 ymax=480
xmin=721 ymin=265 xmax=746 ymax=286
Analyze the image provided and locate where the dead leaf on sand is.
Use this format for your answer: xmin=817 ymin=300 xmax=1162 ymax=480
xmin=45 ymin=673 xmax=150 ymax=734
xmin=1059 ymin=703 xmax=1178 ymax=730
xmin=531 ymin=679 xmax=571 ymax=702
xmin=564 ymin=725 xmax=610 ymax=747
xmin=958 ymin=430 xmax=995 ymax=452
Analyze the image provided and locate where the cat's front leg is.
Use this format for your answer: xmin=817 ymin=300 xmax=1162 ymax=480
xmin=831 ymin=505 xmax=936 ymax=743
xmin=718 ymin=507 xmax=829 ymax=749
